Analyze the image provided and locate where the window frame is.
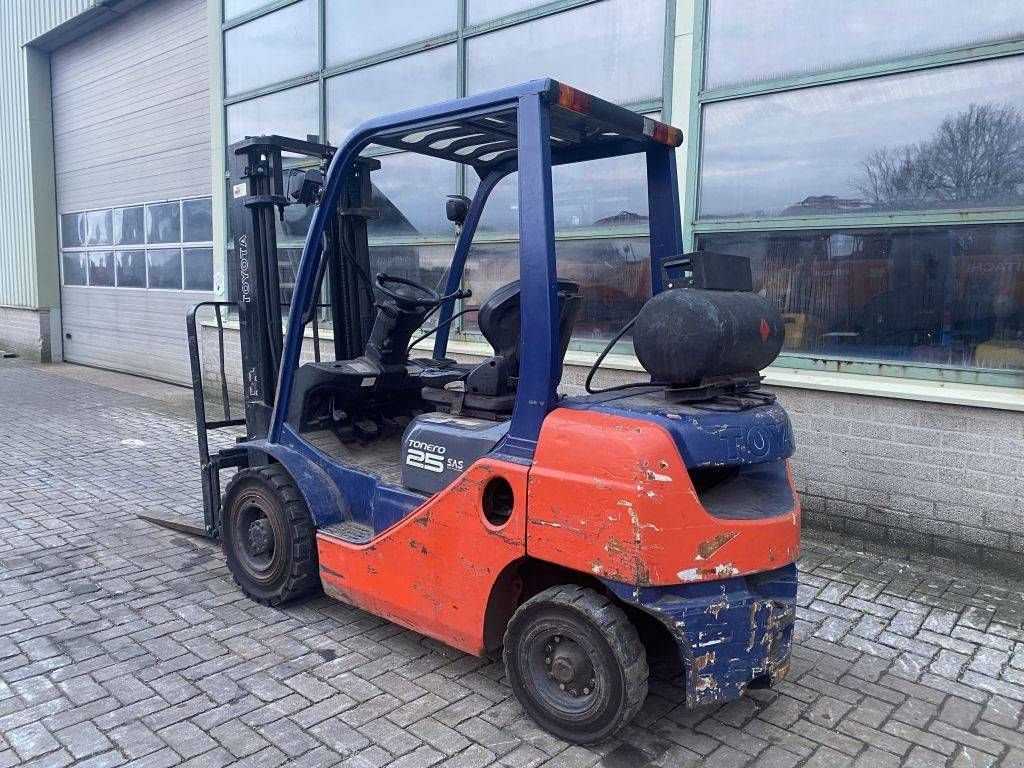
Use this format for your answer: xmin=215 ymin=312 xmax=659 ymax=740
xmin=683 ymin=0 xmax=1024 ymax=388
xmin=58 ymin=197 xmax=215 ymax=293
xmin=219 ymin=0 xmax=677 ymax=352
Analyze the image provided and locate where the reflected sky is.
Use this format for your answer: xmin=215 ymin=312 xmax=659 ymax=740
xmin=470 ymin=154 xmax=650 ymax=233
xmin=326 ymin=46 xmax=457 ymax=145
xmin=326 ymin=0 xmax=456 ymax=66
xmin=224 ymin=0 xmax=317 ymax=96
xmin=466 ymin=0 xmax=664 ymax=105
xmin=226 ymin=83 xmax=319 ymax=146
xmin=699 ymin=56 xmax=1024 ymax=218
xmin=706 ymin=0 xmax=1024 ymax=89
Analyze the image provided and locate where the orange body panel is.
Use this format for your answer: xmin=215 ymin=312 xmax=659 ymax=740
xmin=316 ymin=459 xmax=527 ymax=656
xmin=527 ymin=408 xmax=800 ymax=587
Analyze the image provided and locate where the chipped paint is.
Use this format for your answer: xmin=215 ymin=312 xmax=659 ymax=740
xmin=695 ymin=531 xmax=739 ymax=561
xmin=677 ymin=563 xmax=740 ymax=582
xmin=706 ymin=597 xmax=729 ymax=618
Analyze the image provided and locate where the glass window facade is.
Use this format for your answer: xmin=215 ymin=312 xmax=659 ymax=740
xmin=699 ymin=57 xmax=1024 ymax=220
xmin=325 ymin=0 xmax=457 ymax=66
xmin=223 ymin=0 xmax=671 ymax=345
xmin=326 ymin=46 xmax=457 ymax=144
xmin=705 ymin=0 xmax=1024 ymax=90
xmin=226 ymin=83 xmax=320 ymax=147
xmin=224 ymin=0 xmax=317 ymax=96
xmin=61 ymin=198 xmax=214 ymax=292
xmin=694 ymin=1 xmax=1024 ymax=383
xmin=466 ymin=0 xmax=665 ymax=105
xmin=698 ymin=225 xmax=1024 ymax=373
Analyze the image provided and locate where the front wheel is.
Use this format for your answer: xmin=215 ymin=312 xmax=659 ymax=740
xmin=221 ymin=465 xmax=320 ymax=605
xmin=503 ymin=585 xmax=648 ymax=744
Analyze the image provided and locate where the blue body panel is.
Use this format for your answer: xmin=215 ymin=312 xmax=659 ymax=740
xmin=249 ymin=426 xmax=424 ymax=532
xmin=603 ymin=564 xmax=797 ymax=707
xmin=561 ymin=392 xmax=795 ymax=468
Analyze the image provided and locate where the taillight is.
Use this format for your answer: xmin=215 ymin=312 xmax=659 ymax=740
xmin=556 ymin=83 xmax=592 ymax=114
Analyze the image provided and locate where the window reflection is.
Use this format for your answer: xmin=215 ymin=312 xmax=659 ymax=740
xmin=88 ymin=252 xmax=115 ymax=287
xmin=700 ymin=57 xmax=1024 ymax=220
xmin=369 ymin=152 xmax=458 ymax=238
xmin=325 ymin=0 xmax=456 ymax=66
xmin=226 ymin=83 xmax=320 ymax=148
xmin=115 ymin=251 xmax=146 ymax=288
xmin=706 ymin=0 xmax=1024 ymax=89
xmin=326 ymin=46 xmax=456 ymax=145
xmin=62 ymin=253 xmax=87 ymax=286
xmin=466 ymin=0 xmax=664 ymax=104
xmin=473 ymin=154 xmax=650 ymax=234
xmin=114 ymin=207 xmax=144 ymax=246
xmin=224 ymin=0 xmax=317 ymax=96
xmin=146 ymin=249 xmax=183 ymax=290
xmin=146 ymin=202 xmax=181 ymax=244
xmin=464 ymin=238 xmax=650 ymax=341
xmin=697 ymin=225 xmax=1024 ymax=372
xmin=85 ymin=210 xmax=112 ymax=246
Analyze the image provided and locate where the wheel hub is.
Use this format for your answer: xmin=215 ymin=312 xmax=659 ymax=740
xmin=247 ymin=518 xmax=271 ymax=556
xmin=542 ymin=635 xmax=595 ymax=698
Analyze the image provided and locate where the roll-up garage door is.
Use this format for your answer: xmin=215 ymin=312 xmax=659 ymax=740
xmin=52 ymin=0 xmax=211 ymax=383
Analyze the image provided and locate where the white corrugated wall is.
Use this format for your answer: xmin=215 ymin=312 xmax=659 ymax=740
xmin=53 ymin=0 xmax=211 ymax=383
xmin=0 ymin=0 xmax=91 ymax=309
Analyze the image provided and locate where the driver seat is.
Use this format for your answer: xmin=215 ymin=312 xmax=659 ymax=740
xmin=421 ymin=279 xmax=581 ymax=417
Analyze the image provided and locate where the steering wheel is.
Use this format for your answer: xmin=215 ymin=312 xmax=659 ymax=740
xmin=375 ymin=273 xmax=441 ymax=310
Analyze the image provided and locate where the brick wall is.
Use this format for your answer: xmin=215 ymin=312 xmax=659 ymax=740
xmin=776 ymin=387 xmax=1023 ymax=573
xmin=0 ymin=306 xmax=53 ymax=361
xmin=198 ymin=324 xmax=1023 ymax=571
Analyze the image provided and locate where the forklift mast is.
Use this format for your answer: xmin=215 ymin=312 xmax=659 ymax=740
xmin=167 ymin=135 xmax=380 ymax=537
xmin=226 ymin=136 xmax=378 ymax=441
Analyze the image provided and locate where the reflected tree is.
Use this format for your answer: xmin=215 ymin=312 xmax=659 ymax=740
xmin=855 ymin=102 xmax=1024 ymax=208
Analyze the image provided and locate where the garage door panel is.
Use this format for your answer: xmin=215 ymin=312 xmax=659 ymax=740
xmin=55 ymin=0 xmax=211 ymax=384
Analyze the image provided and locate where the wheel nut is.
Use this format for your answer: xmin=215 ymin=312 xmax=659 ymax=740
xmin=544 ymin=657 xmax=550 ymax=665
xmin=554 ymin=636 xmax=561 ymax=643
xmin=583 ymin=687 xmax=590 ymax=695
xmin=559 ymin=683 xmax=565 ymax=691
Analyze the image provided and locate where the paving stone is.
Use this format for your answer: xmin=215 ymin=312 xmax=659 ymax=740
xmin=2 ymin=361 xmax=1024 ymax=768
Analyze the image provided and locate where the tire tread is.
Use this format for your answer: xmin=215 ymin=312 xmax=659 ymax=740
xmin=222 ymin=465 xmax=319 ymax=606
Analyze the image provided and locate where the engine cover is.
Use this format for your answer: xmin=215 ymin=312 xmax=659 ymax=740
xmin=401 ymin=413 xmax=510 ymax=494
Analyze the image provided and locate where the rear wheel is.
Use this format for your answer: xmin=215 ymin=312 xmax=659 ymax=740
xmin=221 ymin=465 xmax=319 ymax=605
xmin=503 ymin=585 xmax=648 ymax=744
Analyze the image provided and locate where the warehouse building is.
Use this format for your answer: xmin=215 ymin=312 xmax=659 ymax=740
xmin=1 ymin=0 xmax=1021 ymax=567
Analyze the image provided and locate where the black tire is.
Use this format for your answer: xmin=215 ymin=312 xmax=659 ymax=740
xmin=503 ymin=585 xmax=648 ymax=744
xmin=221 ymin=465 xmax=320 ymax=605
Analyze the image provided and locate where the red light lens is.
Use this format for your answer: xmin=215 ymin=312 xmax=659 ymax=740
xmin=557 ymin=83 xmax=592 ymax=114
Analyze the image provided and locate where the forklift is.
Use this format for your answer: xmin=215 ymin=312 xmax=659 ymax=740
xmin=171 ymin=80 xmax=800 ymax=743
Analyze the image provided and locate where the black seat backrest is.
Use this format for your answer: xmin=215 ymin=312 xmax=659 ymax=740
xmin=477 ymin=278 xmax=582 ymax=378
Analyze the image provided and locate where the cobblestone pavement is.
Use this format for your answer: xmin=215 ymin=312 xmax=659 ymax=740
xmin=1 ymin=361 xmax=1023 ymax=768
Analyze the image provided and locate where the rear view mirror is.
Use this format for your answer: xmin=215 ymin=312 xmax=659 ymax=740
xmin=446 ymin=195 xmax=471 ymax=227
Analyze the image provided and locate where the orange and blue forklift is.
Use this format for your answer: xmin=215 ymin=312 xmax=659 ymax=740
xmin=167 ymin=80 xmax=800 ymax=743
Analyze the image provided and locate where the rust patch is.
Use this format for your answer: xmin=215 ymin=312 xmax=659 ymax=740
xmin=695 ymin=673 xmax=718 ymax=693
xmin=631 ymin=556 xmax=652 ymax=587
xmin=604 ymin=537 xmax=626 ymax=555
xmin=408 ymin=539 xmax=427 ymax=554
xmin=694 ymin=651 xmax=716 ymax=672
xmin=696 ymin=531 xmax=739 ymax=561
xmin=706 ymin=597 xmax=729 ymax=618
xmin=746 ymin=601 xmax=761 ymax=653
